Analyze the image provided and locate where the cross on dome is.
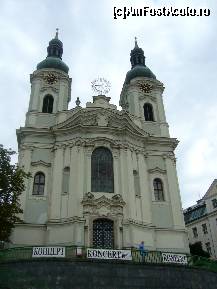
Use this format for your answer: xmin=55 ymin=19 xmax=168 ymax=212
xmin=55 ymin=28 xmax=59 ymax=39
xmin=135 ymin=36 xmax=138 ymax=48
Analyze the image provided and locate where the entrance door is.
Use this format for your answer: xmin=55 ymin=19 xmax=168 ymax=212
xmin=93 ymin=219 xmax=114 ymax=248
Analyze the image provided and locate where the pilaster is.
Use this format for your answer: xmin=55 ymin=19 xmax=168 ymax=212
xmin=138 ymin=153 xmax=152 ymax=223
xmin=126 ymin=149 xmax=136 ymax=220
xmin=85 ymin=147 xmax=92 ymax=192
xmin=50 ymin=147 xmax=64 ymax=220
xmin=68 ymin=146 xmax=79 ymax=217
xmin=29 ymin=79 xmax=41 ymax=111
xmin=164 ymin=155 xmax=185 ymax=229
xmin=77 ymin=145 xmax=85 ymax=204
xmin=58 ymin=81 xmax=68 ymax=111
xmin=120 ymin=148 xmax=130 ymax=217
xmin=113 ymin=149 xmax=120 ymax=194
xmin=20 ymin=148 xmax=32 ymax=217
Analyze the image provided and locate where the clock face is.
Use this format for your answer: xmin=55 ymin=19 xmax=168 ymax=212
xmin=138 ymin=82 xmax=153 ymax=93
xmin=44 ymin=73 xmax=58 ymax=85
xmin=91 ymin=78 xmax=111 ymax=95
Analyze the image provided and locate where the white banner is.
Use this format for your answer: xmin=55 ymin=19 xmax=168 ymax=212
xmin=162 ymin=252 xmax=188 ymax=265
xmin=32 ymin=247 xmax=65 ymax=258
xmin=87 ymin=248 xmax=132 ymax=260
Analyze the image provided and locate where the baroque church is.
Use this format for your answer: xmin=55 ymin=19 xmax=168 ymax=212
xmin=11 ymin=32 xmax=189 ymax=253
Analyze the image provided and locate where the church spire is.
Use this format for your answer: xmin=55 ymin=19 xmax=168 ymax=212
xmin=47 ymin=29 xmax=63 ymax=59
xmin=134 ymin=37 xmax=138 ymax=48
xmin=130 ymin=37 xmax=146 ymax=68
xmin=37 ymin=31 xmax=69 ymax=73
xmin=55 ymin=28 xmax=59 ymax=39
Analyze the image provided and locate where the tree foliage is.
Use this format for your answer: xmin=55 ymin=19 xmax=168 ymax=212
xmin=0 ymin=145 xmax=30 ymax=242
xmin=189 ymin=242 xmax=210 ymax=258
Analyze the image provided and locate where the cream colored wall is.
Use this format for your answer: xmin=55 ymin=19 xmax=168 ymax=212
xmin=13 ymin=68 xmax=189 ymax=254
xmin=26 ymin=68 xmax=71 ymax=127
xmin=124 ymin=77 xmax=169 ymax=137
xmin=14 ymin=137 xmax=189 ymax=253
xmin=11 ymin=225 xmax=46 ymax=246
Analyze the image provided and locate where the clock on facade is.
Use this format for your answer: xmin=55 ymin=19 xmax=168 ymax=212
xmin=44 ymin=73 xmax=58 ymax=85
xmin=138 ymin=82 xmax=153 ymax=93
xmin=91 ymin=77 xmax=111 ymax=95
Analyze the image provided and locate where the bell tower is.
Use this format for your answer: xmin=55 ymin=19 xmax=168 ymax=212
xmin=26 ymin=29 xmax=71 ymax=128
xmin=120 ymin=38 xmax=169 ymax=137
xmin=12 ymin=36 xmax=188 ymax=255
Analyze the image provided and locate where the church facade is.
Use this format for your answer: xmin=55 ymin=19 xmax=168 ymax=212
xmin=11 ymin=33 xmax=189 ymax=253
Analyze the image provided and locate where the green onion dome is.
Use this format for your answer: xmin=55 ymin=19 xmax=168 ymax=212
xmin=125 ymin=38 xmax=156 ymax=84
xmin=37 ymin=29 xmax=69 ymax=74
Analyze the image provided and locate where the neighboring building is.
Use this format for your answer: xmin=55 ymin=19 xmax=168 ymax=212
xmin=184 ymin=179 xmax=217 ymax=259
xmin=11 ymin=32 xmax=189 ymax=253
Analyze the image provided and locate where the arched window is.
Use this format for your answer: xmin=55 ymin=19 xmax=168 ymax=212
xmin=42 ymin=95 xmax=54 ymax=113
xmin=153 ymin=178 xmax=164 ymax=201
xmin=93 ymin=219 xmax=114 ymax=248
xmin=144 ymin=103 xmax=154 ymax=121
xmin=33 ymin=172 xmax=45 ymax=195
xmin=91 ymin=147 xmax=114 ymax=193
xmin=62 ymin=167 xmax=70 ymax=193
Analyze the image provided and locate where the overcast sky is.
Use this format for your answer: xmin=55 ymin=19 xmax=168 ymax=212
xmin=0 ymin=0 xmax=216 ymax=208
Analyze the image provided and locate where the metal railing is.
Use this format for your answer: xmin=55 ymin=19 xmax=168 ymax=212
xmin=1 ymin=246 xmax=217 ymax=273
xmin=0 ymin=246 xmax=217 ymax=272
xmin=0 ymin=245 xmax=187 ymax=264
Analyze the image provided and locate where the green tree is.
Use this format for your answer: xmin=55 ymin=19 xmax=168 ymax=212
xmin=0 ymin=145 xmax=30 ymax=242
xmin=189 ymin=242 xmax=210 ymax=258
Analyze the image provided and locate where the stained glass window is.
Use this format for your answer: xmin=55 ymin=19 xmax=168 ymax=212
xmin=91 ymin=147 xmax=114 ymax=193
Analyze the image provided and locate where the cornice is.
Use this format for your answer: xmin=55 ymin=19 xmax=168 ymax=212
xmin=82 ymin=192 xmax=126 ymax=207
xmin=52 ymin=108 xmax=149 ymax=138
xmin=40 ymin=86 xmax=59 ymax=93
xmin=20 ymin=144 xmax=53 ymax=150
xmin=18 ymin=135 xmax=178 ymax=160
xmin=147 ymin=137 xmax=178 ymax=150
xmin=123 ymin=218 xmax=155 ymax=228
xmin=30 ymin=69 xmax=70 ymax=82
xmin=148 ymin=167 xmax=167 ymax=174
xmin=120 ymin=78 xmax=164 ymax=105
xmin=53 ymin=137 xmax=147 ymax=154
xmin=17 ymin=126 xmax=52 ymax=134
xmin=47 ymin=216 xmax=85 ymax=225
xmin=51 ymin=111 xmax=152 ymax=145
xmin=14 ymin=222 xmax=46 ymax=228
xmin=31 ymin=160 xmax=51 ymax=167
xmin=185 ymin=209 xmax=217 ymax=226
xmin=185 ymin=214 xmax=208 ymax=226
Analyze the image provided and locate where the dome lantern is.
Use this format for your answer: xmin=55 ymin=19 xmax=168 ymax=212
xmin=125 ymin=38 xmax=156 ymax=83
xmin=37 ymin=29 xmax=69 ymax=73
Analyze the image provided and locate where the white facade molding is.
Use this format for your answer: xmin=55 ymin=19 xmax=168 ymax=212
xmin=148 ymin=167 xmax=167 ymax=174
xmin=31 ymin=160 xmax=51 ymax=167
xmin=11 ymin=40 xmax=189 ymax=253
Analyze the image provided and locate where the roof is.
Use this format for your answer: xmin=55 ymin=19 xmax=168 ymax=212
xmin=203 ymin=179 xmax=217 ymax=200
xmin=184 ymin=202 xmax=207 ymax=224
xmin=37 ymin=57 xmax=69 ymax=73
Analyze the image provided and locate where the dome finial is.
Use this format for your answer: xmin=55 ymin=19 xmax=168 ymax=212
xmin=130 ymin=38 xmax=146 ymax=68
xmin=135 ymin=37 xmax=138 ymax=48
xmin=55 ymin=28 xmax=59 ymax=39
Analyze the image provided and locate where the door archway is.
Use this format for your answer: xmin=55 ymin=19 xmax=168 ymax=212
xmin=93 ymin=219 xmax=114 ymax=249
